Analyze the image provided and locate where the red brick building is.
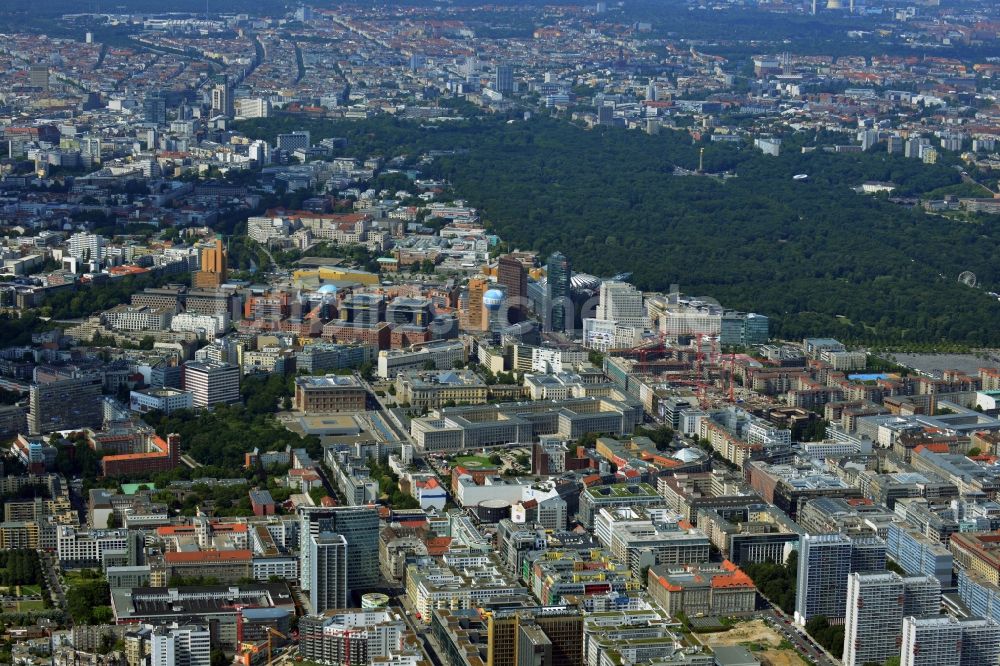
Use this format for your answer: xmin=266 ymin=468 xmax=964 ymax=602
xmin=101 ymin=433 xmax=180 ymax=477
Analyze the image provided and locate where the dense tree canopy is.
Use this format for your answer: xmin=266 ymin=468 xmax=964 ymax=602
xmin=743 ymin=551 xmax=797 ymax=615
xmin=139 ymin=371 xmax=319 ymax=470
xmin=65 ymin=569 xmax=112 ymax=626
xmin=240 ymin=114 xmax=1000 ymax=346
xmin=42 ymin=271 xmax=190 ymax=320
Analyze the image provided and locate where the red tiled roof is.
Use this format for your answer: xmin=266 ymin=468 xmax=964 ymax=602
xmin=164 ymin=549 xmax=251 ymax=563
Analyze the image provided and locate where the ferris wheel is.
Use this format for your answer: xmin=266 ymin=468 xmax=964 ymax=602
xmin=958 ymin=271 xmax=977 ymax=288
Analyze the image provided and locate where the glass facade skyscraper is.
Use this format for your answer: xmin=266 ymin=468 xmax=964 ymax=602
xmin=299 ymin=506 xmax=379 ymax=602
xmin=545 ymin=251 xmax=571 ymax=333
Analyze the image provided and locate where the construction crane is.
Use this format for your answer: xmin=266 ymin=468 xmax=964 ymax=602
xmin=729 ymin=352 xmax=737 ymax=403
xmin=266 ymin=627 xmax=288 ymax=666
xmin=695 ymin=333 xmax=705 ymax=375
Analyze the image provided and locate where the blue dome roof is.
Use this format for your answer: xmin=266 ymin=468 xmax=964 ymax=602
xmin=483 ymin=289 xmax=504 ymax=310
xmin=317 ymin=284 xmax=338 ymax=294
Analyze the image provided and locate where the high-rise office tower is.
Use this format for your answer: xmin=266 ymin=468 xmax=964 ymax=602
xmin=80 ymin=136 xmax=102 ymax=165
xmin=485 ymin=607 xmax=584 ymax=666
xmin=795 ymin=534 xmax=853 ymax=625
xmin=294 ymin=4 xmax=314 ymax=21
xmin=849 ymin=535 xmax=887 ymax=572
xmin=29 ymin=64 xmax=49 ymax=91
xmin=517 ymin=624 xmax=552 ymax=666
xmin=248 ymin=140 xmax=270 ymax=165
xmin=842 ymin=572 xmax=940 ymax=666
xmin=309 ymin=532 xmax=348 ymax=613
xmin=211 ymin=76 xmax=233 ymax=117
xmin=182 ymin=360 xmax=240 ymax=408
xmin=900 ymin=575 xmax=943 ymax=616
xmin=844 ymin=572 xmax=903 ymax=666
xmin=276 ymin=131 xmax=311 ymax=152
xmin=544 ymin=252 xmax=571 ymax=333
xmin=465 ymin=277 xmax=488 ymax=331
xmin=143 ymin=91 xmax=167 ymax=125
xmin=597 ymin=103 xmax=614 ymax=125
xmin=596 ymin=281 xmax=647 ymax=328
xmin=68 ymin=232 xmax=106 ymax=264
xmin=201 ymin=237 xmax=226 ymax=275
xmin=150 ymin=624 xmax=211 ymax=666
xmin=193 ymin=237 xmax=228 ymax=289
xmin=901 ymin=615 xmax=1000 ymax=666
xmin=338 ymin=293 xmax=385 ymax=326
xmin=495 ymin=64 xmax=514 ymax=95
xmin=299 ymin=506 xmax=379 ymax=602
xmin=28 ymin=375 xmax=103 ymax=435
xmin=955 ymin=616 xmax=1000 ymax=666
xmin=497 ymin=256 xmax=528 ymax=323
xmin=902 ymin=616 xmax=960 ymax=666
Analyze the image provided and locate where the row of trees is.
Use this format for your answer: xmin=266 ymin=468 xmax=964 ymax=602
xmin=804 ymin=615 xmax=845 ymax=659
xmin=742 ymin=552 xmax=846 ymax=656
xmin=742 ymin=551 xmax=797 ymax=615
xmin=0 ymin=549 xmax=43 ymax=587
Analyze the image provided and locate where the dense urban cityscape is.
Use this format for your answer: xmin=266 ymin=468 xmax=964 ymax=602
xmin=1 ymin=0 xmax=1000 ymax=665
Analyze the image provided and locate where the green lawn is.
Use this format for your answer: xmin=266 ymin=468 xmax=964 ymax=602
xmin=451 ymin=455 xmax=494 ymax=468
xmin=17 ymin=584 xmax=42 ymax=596
xmin=922 ymin=182 xmax=994 ymax=200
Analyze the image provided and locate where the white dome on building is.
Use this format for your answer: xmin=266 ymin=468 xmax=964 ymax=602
xmin=673 ymin=447 xmax=705 ymax=463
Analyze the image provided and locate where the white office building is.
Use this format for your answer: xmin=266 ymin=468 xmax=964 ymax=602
xmin=582 ymin=318 xmax=643 ymax=352
xmin=309 ymin=532 xmax=348 ymax=613
xmin=843 ymin=572 xmax=940 ymax=666
xmin=377 ymin=341 xmax=466 ymax=379
xmin=182 ymin=360 xmax=240 ymax=408
xmin=596 ymin=281 xmax=649 ymax=329
xmin=129 ymin=388 xmax=194 ymax=415
xmin=746 ymin=420 xmax=792 ymax=448
xmin=901 ymin=615 xmax=1000 ymax=666
xmin=170 ymin=312 xmax=229 ymax=337
xmin=658 ymin=307 xmax=722 ymax=339
xmin=57 ymin=526 xmax=130 ymax=565
xmin=101 ymin=305 xmax=173 ymax=332
xmin=252 ymin=556 xmax=299 ymax=582
xmin=795 ymin=534 xmax=853 ymax=626
xmin=68 ymin=232 xmax=106 ymax=263
xmin=235 ymin=98 xmax=271 ymax=119
xmin=151 ymin=624 xmax=211 ymax=666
